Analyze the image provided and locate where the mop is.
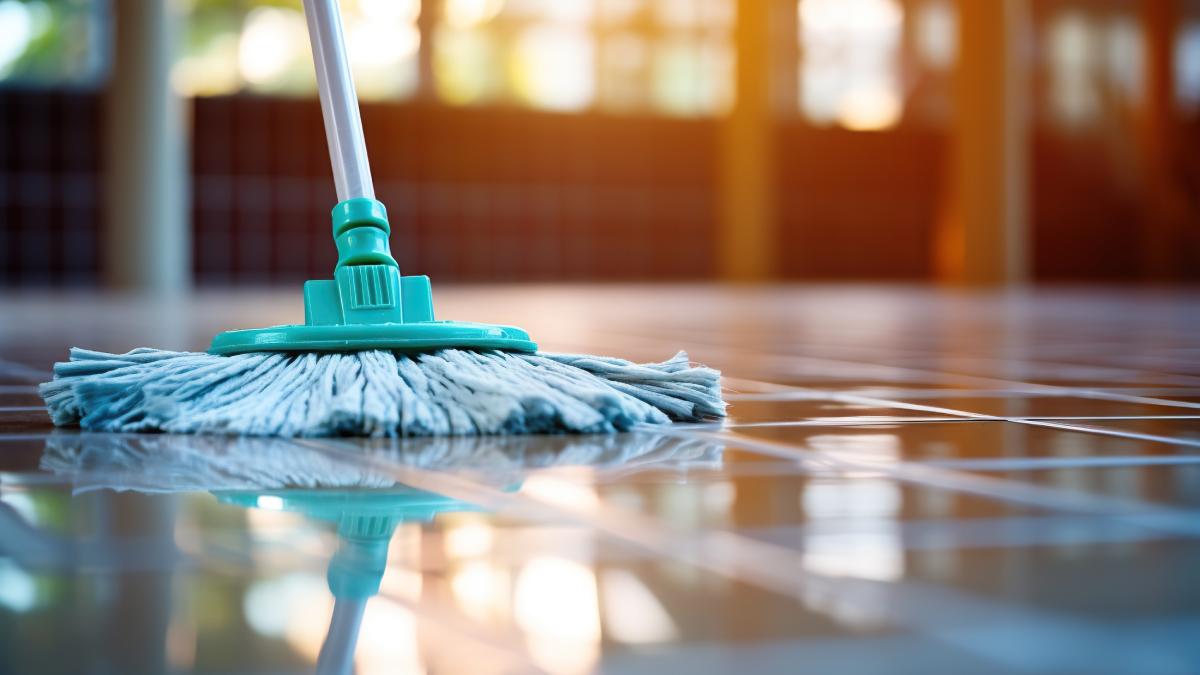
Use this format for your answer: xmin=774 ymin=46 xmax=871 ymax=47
xmin=39 ymin=0 xmax=725 ymax=437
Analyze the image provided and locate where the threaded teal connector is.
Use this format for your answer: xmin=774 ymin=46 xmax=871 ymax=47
xmin=332 ymin=198 xmax=397 ymax=269
xmin=209 ymin=197 xmax=536 ymax=355
xmin=332 ymin=198 xmax=390 ymax=238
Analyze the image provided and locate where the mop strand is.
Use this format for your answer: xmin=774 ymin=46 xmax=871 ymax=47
xmin=39 ymin=347 xmax=725 ymax=437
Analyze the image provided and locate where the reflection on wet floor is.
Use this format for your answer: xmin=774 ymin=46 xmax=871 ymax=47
xmin=2 ymin=286 xmax=1200 ymax=674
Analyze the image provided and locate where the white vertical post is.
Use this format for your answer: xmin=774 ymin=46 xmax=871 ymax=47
xmin=103 ymin=0 xmax=190 ymax=293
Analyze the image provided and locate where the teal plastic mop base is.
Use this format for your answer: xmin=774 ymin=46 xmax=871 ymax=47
xmin=209 ymin=320 xmax=537 ymax=356
xmin=208 ymin=197 xmax=537 ymax=356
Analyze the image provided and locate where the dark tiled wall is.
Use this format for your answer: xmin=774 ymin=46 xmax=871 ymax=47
xmin=3 ymin=90 xmax=1188 ymax=286
xmin=1032 ymin=132 xmax=1143 ymax=280
xmin=775 ymin=125 xmax=946 ymax=279
xmin=0 ymin=89 xmax=102 ymax=286
xmin=191 ymin=97 xmax=721 ymax=284
xmin=0 ymin=91 xmax=721 ymax=286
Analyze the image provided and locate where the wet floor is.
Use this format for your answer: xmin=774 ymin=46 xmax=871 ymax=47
xmin=1 ymin=284 xmax=1199 ymax=675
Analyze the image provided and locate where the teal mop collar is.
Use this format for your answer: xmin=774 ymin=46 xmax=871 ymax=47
xmin=210 ymin=199 xmax=537 ymax=356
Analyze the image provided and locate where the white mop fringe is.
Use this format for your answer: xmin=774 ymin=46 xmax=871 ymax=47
xmin=39 ymin=348 xmax=725 ymax=437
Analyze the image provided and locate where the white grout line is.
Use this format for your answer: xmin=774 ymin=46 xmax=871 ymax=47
xmin=899 ymin=353 xmax=1200 ymax=389
xmin=826 ymin=392 xmax=998 ymax=420
xmin=600 ymin=445 xmax=1200 ymax=476
xmin=722 ymin=416 xmax=1200 ymax=429
xmin=923 ymin=454 xmax=1200 ymax=471
xmin=744 ymin=514 xmax=1180 ymax=552
xmin=0 ymin=406 xmax=46 ymax=413
xmin=1018 ymin=415 xmax=1200 ymax=421
xmin=0 ymin=361 xmax=51 ymax=383
xmin=1012 ymin=419 xmax=1200 ymax=449
xmin=0 ymin=386 xmax=38 ymax=394
xmin=1073 ymin=389 xmax=1200 ymax=410
xmin=726 ymin=388 xmax=1200 ymax=402
xmin=722 ymin=417 xmax=989 ymax=429
xmin=725 ymin=389 xmax=1039 ymax=401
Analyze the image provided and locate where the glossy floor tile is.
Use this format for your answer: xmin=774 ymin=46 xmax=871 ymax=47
xmin=1 ymin=285 xmax=1199 ymax=674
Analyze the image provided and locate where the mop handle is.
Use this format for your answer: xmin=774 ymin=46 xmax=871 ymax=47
xmin=302 ymin=0 xmax=374 ymax=202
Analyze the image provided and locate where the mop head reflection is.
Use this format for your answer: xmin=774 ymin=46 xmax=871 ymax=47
xmin=39 ymin=431 xmax=724 ymax=491
xmin=39 ymin=348 xmax=725 ymax=437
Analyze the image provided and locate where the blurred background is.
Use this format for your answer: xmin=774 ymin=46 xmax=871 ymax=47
xmin=0 ymin=0 xmax=1198 ymax=290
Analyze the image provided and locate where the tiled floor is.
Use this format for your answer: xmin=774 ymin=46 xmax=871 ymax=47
xmin=1 ymin=284 xmax=1199 ymax=674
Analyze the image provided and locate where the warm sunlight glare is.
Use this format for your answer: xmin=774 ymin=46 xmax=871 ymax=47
xmin=600 ymin=569 xmax=680 ymax=644
xmin=445 ymin=0 xmax=506 ymax=28
xmin=514 ymin=556 xmax=601 ymax=674
xmin=238 ymin=7 xmax=306 ymax=85
xmin=799 ymin=0 xmax=904 ymax=130
xmin=512 ymin=25 xmax=596 ymax=111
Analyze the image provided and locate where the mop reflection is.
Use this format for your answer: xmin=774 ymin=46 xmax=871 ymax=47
xmin=39 ymin=431 xmax=722 ymax=675
xmin=218 ymin=487 xmax=465 ymax=675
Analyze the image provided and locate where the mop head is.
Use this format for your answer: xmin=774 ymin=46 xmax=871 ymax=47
xmin=40 ymin=347 xmax=725 ymax=437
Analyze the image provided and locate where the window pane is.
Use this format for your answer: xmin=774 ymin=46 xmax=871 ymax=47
xmin=1046 ymin=11 xmax=1102 ymax=129
xmin=1177 ymin=22 xmax=1200 ymax=113
xmin=797 ymin=0 xmax=905 ymax=131
xmin=433 ymin=25 xmax=503 ymax=105
xmin=0 ymin=0 xmax=108 ymax=87
xmin=511 ymin=23 xmax=596 ymax=111
xmin=178 ymin=0 xmax=421 ymax=101
xmin=1041 ymin=8 xmax=1146 ymax=131
xmin=431 ymin=0 xmax=734 ymax=115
